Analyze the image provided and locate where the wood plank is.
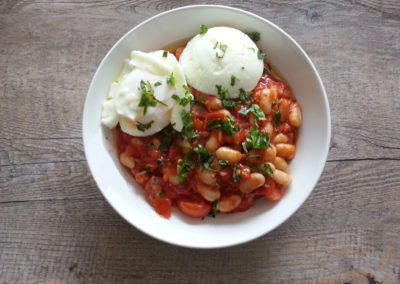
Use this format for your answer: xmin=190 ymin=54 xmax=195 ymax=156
xmin=0 ymin=138 xmax=84 ymax=166
xmin=0 ymin=160 xmax=399 ymax=282
xmin=0 ymin=161 xmax=98 ymax=202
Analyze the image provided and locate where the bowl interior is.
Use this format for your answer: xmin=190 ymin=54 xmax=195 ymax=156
xmin=83 ymin=5 xmax=330 ymax=248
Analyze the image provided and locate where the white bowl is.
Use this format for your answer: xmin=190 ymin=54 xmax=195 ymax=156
xmin=83 ymin=5 xmax=330 ymax=248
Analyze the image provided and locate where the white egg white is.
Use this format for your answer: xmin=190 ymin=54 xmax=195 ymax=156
xmin=179 ymin=26 xmax=264 ymax=98
xmin=101 ymin=50 xmax=190 ymax=136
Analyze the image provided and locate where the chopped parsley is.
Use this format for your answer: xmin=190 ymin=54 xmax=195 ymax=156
xmin=167 ymin=72 xmax=175 ymax=86
xmin=218 ymin=160 xmax=229 ymax=169
xmin=172 ymin=89 xmax=193 ymax=106
xmin=136 ymin=120 xmax=154 ymax=132
xmin=233 ymin=164 xmax=243 ymax=182
xmin=159 ymin=128 xmax=173 ymax=153
xmin=272 ymin=100 xmax=278 ymax=106
xmin=162 ymin=51 xmax=168 ymax=57
xmin=206 ymin=116 xmax=239 ymax=136
xmin=272 ymin=110 xmax=281 ymax=127
xmin=216 ymin=85 xmax=241 ymax=109
xmin=216 ymin=43 xmax=228 ymax=59
xmin=208 ymin=200 xmax=219 ymax=218
xmin=246 ymin=127 xmax=270 ymax=149
xmin=140 ymin=166 xmax=152 ymax=175
xmin=247 ymin=32 xmax=260 ymax=42
xmin=200 ymin=24 xmax=208 ymax=34
xmin=258 ymin=163 xmax=274 ymax=177
xmin=231 ymin=75 xmax=237 ymax=86
xmin=241 ymin=66 xmax=245 ymax=70
xmin=138 ymin=80 xmax=167 ymax=114
xmin=180 ymin=110 xmax=198 ymax=140
xmin=257 ymin=50 xmax=266 ymax=60
xmin=238 ymin=104 xmax=266 ymax=120
xmin=193 ymin=145 xmax=215 ymax=171
xmin=239 ymin=88 xmax=253 ymax=104
xmin=242 ymin=142 xmax=248 ymax=154
xmin=154 ymin=81 xmax=162 ymax=87
xmin=156 ymin=159 xmax=165 ymax=166
xmin=192 ymin=97 xmax=206 ymax=108
xmin=177 ymin=152 xmax=194 ymax=186
xmin=248 ymin=47 xmax=255 ymax=52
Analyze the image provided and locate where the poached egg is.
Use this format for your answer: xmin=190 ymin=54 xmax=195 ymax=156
xmin=179 ymin=26 xmax=264 ymax=98
xmin=101 ymin=50 xmax=190 ymax=136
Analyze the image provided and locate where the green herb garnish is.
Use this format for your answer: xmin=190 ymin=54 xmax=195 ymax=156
xmin=136 ymin=120 xmax=154 ymax=132
xmin=258 ymin=163 xmax=274 ymax=177
xmin=247 ymin=32 xmax=260 ymax=42
xmin=257 ymin=50 xmax=266 ymax=60
xmin=177 ymin=152 xmax=194 ymax=187
xmin=172 ymin=90 xmax=193 ymax=106
xmin=140 ymin=166 xmax=152 ymax=175
xmin=245 ymin=127 xmax=270 ymax=149
xmin=239 ymin=88 xmax=253 ymax=104
xmin=231 ymin=75 xmax=237 ymax=86
xmin=138 ymin=80 xmax=167 ymax=114
xmin=216 ymin=43 xmax=228 ymax=59
xmin=162 ymin=51 xmax=168 ymax=57
xmin=167 ymin=72 xmax=175 ymax=86
xmin=159 ymin=128 xmax=173 ymax=153
xmin=206 ymin=116 xmax=239 ymax=136
xmin=193 ymin=145 xmax=215 ymax=171
xmin=208 ymin=200 xmax=219 ymax=218
xmin=180 ymin=110 xmax=198 ymax=140
xmin=248 ymin=47 xmax=255 ymax=52
xmin=156 ymin=159 xmax=165 ymax=166
xmin=242 ymin=142 xmax=248 ymax=154
xmin=216 ymin=85 xmax=240 ymax=109
xmin=154 ymin=81 xmax=162 ymax=87
xmin=218 ymin=160 xmax=229 ymax=169
xmin=272 ymin=110 xmax=281 ymax=127
xmin=233 ymin=164 xmax=243 ymax=182
xmin=200 ymin=24 xmax=208 ymax=35
xmin=238 ymin=104 xmax=266 ymax=120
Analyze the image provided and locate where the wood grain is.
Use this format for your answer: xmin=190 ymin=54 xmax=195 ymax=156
xmin=1 ymin=0 xmax=399 ymax=283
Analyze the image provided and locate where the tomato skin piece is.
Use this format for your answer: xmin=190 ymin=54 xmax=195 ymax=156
xmin=175 ymin=47 xmax=184 ymax=61
xmin=205 ymin=112 xmax=228 ymax=123
xmin=176 ymin=200 xmax=212 ymax=218
xmin=153 ymin=199 xmax=172 ymax=218
xmin=259 ymin=179 xmax=284 ymax=201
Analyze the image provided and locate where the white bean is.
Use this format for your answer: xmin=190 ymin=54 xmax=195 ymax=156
xmin=119 ymin=152 xmax=135 ymax=169
xmin=197 ymin=182 xmax=220 ymax=202
xmin=276 ymin=143 xmax=296 ymax=161
xmin=272 ymin=169 xmax=292 ymax=186
xmin=216 ymin=147 xmax=243 ymax=164
xmin=239 ymin=173 xmax=265 ymax=193
xmin=274 ymin=157 xmax=289 ymax=173
xmin=219 ymin=195 xmax=242 ymax=213
xmin=196 ymin=168 xmax=217 ymax=186
xmin=289 ymin=103 xmax=302 ymax=127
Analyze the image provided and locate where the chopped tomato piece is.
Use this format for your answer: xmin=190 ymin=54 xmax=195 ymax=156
xmin=177 ymin=200 xmax=212 ymax=218
xmin=261 ymin=179 xmax=284 ymax=201
xmin=205 ymin=111 xmax=228 ymax=123
xmin=135 ymin=172 xmax=150 ymax=185
xmin=175 ymin=47 xmax=185 ymax=61
xmin=153 ymin=198 xmax=172 ymax=218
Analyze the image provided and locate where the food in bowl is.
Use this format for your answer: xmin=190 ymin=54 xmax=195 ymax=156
xmin=101 ymin=26 xmax=302 ymax=219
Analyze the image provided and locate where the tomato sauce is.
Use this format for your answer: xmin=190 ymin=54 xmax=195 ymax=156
xmin=115 ymin=49 xmax=301 ymax=219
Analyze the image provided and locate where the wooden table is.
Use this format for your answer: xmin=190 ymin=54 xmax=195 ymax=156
xmin=1 ymin=1 xmax=399 ymax=283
